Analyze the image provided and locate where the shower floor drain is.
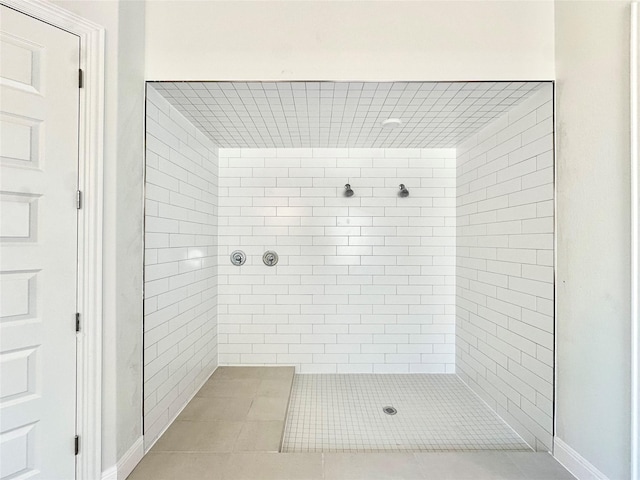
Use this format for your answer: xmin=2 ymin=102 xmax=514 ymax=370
xmin=382 ymin=406 xmax=397 ymax=415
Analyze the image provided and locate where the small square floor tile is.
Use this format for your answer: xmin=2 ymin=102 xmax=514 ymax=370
xmin=283 ymin=374 xmax=531 ymax=453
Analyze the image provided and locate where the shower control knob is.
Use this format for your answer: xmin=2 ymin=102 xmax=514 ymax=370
xmin=262 ymin=250 xmax=278 ymax=266
xmin=230 ymin=250 xmax=246 ymax=266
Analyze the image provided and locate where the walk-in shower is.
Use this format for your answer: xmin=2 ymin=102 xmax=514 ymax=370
xmin=143 ymin=81 xmax=554 ymax=454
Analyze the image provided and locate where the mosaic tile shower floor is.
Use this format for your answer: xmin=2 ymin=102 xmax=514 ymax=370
xmin=282 ymin=374 xmax=531 ymax=453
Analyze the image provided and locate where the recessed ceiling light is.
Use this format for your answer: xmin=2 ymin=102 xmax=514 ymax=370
xmin=381 ymin=118 xmax=402 ymax=128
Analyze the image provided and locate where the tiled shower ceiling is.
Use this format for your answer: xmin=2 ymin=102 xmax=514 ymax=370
xmin=151 ymin=81 xmax=546 ymax=148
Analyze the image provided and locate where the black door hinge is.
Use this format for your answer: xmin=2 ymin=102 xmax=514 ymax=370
xmin=79 ymin=69 xmax=83 ymax=88
xmin=75 ymin=435 xmax=79 ymax=455
xmin=75 ymin=313 xmax=80 ymax=333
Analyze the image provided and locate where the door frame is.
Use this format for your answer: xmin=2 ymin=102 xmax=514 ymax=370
xmin=629 ymin=1 xmax=640 ymax=480
xmin=0 ymin=1 xmax=105 ymax=479
xmin=632 ymin=3 xmax=639 ymax=479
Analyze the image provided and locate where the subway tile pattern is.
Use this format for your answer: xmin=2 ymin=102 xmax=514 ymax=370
xmin=217 ymin=148 xmax=456 ymax=373
xmin=152 ymin=82 xmax=545 ymax=148
xmin=455 ymin=84 xmax=554 ymax=452
xmin=144 ymin=86 xmax=219 ymax=449
xmin=282 ymin=374 xmax=530 ymax=452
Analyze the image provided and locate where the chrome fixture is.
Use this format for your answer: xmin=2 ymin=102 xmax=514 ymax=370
xmin=398 ymin=184 xmax=409 ymax=197
xmin=383 ymin=406 xmax=397 ymax=415
xmin=344 ymin=184 xmax=354 ymax=197
xmin=230 ymin=250 xmax=246 ymax=266
xmin=263 ymin=250 xmax=279 ymax=266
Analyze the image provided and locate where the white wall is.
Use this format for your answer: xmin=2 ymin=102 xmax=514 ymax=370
xmin=555 ymin=2 xmax=632 ymax=479
xmin=50 ymin=0 xmax=146 ymax=469
xmin=114 ymin=0 xmax=146 ymax=463
xmin=143 ymin=86 xmax=219 ymax=449
xmin=218 ymin=148 xmax=456 ymax=374
xmin=145 ymin=1 xmax=555 ymax=82
xmin=456 ymin=85 xmax=554 ymax=452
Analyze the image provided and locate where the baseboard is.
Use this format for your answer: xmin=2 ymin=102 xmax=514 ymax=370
xmin=100 ymin=436 xmax=144 ymax=480
xmin=553 ymin=437 xmax=609 ymax=480
xmin=101 ymin=465 xmax=117 ymax=480
xmin=117 ymin=436 xmax=144 ymax=479
xmin=143 ymin=364 xmax=218 ymax=453
xmin=101 ymin=364 xmax=216 ymax=480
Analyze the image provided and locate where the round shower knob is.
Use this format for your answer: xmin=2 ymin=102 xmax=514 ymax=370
xmin=262 ymin=250 xmax=278 ymax=266
xmin=230 ymin=250 xmax=246 ymax=266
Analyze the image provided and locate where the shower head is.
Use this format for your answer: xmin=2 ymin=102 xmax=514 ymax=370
xmin=344 ymin=184 xmax=354 ymax=197
xmin=398 ymin=184 xmax=409 ymax=198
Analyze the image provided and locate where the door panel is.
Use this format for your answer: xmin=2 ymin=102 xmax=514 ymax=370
xmin=0 ymin=6 xmax=80 ymax=480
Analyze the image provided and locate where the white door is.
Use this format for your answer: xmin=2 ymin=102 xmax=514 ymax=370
xmin=0 ymin=6 xmax=80 ymax=479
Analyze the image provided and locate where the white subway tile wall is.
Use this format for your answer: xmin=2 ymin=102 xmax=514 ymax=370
xmin=455 ymin=84 xmax=554 ymax=451
xmin=217 ymin=148 xmax=456 ymax=374
xmin=143 ymin=86 xmax=219 ymax=449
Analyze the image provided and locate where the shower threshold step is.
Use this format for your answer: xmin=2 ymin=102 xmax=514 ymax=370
xmin=150 ymin=366 xmax=295 ymax=454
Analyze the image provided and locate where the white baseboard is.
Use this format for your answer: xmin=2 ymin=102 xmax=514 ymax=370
xmin=101 ymin=465 xmax=117 ymax=480
xmin=118 ymin=436 xmax=144 ymax=479
xmin=100 ymin=436 xmax=144 ymax=480
xmin=103 ymin=365 xmax=218 ymax=479
xmin=553 ymin=437 xmax=609 ymax=480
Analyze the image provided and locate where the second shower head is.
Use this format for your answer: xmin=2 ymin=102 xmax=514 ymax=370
xmin=344 ymin=184 xmax=354 ymax=197
xmin=398 ymin=184 xmax=409 ymax=197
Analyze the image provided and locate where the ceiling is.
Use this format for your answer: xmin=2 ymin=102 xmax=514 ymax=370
xmin=151 ymin=81 xmax=546 ymax=149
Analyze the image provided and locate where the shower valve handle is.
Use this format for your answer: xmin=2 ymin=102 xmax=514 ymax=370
xmin=263 ymin=250 xmax=279 ymax=266
xmin=230 ymin=250 xmax=246 ymax=266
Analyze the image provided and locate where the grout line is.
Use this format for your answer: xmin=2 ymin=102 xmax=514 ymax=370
xmin=283 ymin=373 xmax=530 ymax=453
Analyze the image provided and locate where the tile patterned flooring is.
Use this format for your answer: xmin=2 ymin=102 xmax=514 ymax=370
xmin=129 ymin=367 xmax=574 ymax=480
xmin=282 ymin=374 xmax=530 ymax=453
xmin=151 ymin=366 xmax=295 ymax=454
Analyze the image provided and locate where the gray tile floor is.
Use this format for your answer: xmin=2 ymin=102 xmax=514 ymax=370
xmin=130 ymin=451 xmax=575 ymax=479
xmin=283 ymin=374 xmax=530 ymax=452
xmin=129 ymin=367 xmax=575 ymax=480
xmin=150 ymin=366 xmax=295 ymax=454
